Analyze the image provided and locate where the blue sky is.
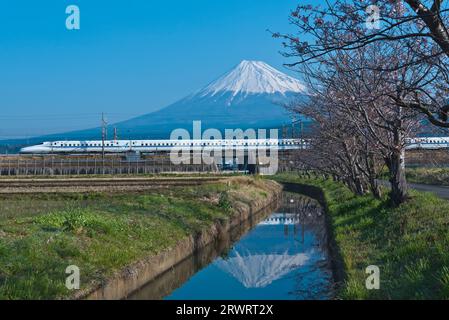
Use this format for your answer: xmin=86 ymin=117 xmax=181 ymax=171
xmin=0 ymin=0 xmax=304 ymax=138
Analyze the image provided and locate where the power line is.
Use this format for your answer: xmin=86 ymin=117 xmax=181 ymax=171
xmin=0 ymin=113 xmax=142 ymax=120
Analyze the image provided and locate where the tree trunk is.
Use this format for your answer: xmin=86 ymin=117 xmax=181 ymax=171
xmin=370 ymin=179 xmax=382 ymax=199
xmin=354 ymin=176 xmax=365 ymax=196
xmin=366 ymin=152 xmax=382 ymax=199
xmin=386 ymin=149 xmax=408 ymax=206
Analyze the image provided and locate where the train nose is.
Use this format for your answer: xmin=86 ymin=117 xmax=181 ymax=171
xmin=20 ymin=146 xmax=41 ymax=153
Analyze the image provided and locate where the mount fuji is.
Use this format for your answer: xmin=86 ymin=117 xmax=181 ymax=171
xmin=111 ymin=60 xmax=306 ymax=138
xmin=1 ymin=61 xmax=306 ymax=150
xmin=197 ymin=60 xmax=305 ymax=101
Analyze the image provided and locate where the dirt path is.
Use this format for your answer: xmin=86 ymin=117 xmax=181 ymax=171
xmin=380 ymin=180 xmax=449 ymax=200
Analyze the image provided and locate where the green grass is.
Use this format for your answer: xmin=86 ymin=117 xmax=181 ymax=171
xmin=0 ymin=177 xmax=278 ymax=299
xmin=273 ymin=173 xmax=449 ymax=299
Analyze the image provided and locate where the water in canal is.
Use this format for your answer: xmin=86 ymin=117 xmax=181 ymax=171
xmin=128 ymin=191 xmax=334 ymax=300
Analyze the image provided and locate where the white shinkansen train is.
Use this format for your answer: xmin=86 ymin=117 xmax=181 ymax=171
xmin=19 ymin=139 xmax=307 ymax=154
xmin=405 ymin=137 xmax=449 ymax=150
xmin=18 ymin=136 xmax=449 ymax=154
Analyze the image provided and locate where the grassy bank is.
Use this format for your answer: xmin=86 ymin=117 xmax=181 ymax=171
xmin=273 ymin=173 xmax=449 ymax=299
xmin=0 ymin=176 xmax=279 ymax=299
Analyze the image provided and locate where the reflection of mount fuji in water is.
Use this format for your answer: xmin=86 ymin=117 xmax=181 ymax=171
xmin=215 ymin=249 xmax=311 ymax=288
xmin=213 ymin=208 xmax=327 ymax=289
xmin=164 ymin=204 xmax=332 ymax=300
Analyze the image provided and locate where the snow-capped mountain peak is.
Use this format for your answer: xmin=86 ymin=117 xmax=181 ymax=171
xmin=198 ymin=60 xmax=306 ymax=98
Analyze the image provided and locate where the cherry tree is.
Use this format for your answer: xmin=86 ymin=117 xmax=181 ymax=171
xmin=290 ymin=42 xmax=423 ymax=205
xmin=275 ymin=0 xmax=449 ymax=128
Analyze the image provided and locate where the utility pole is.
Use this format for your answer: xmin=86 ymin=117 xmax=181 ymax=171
xmin=291 ymin=119 xmax=304 ymax=138
xmin=291 ymin=116 xmax=297 ymax=138
xmin=101 ymin=113 xmax=107 ymax=160
xmin=291 ymin=119 xmax=295 ymax=139
xmin=113 ymin=127 xmax=118 ymax=142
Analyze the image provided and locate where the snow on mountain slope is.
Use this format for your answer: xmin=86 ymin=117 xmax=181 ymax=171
xmin=197 ymin=60 xmax=306 ymax=99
